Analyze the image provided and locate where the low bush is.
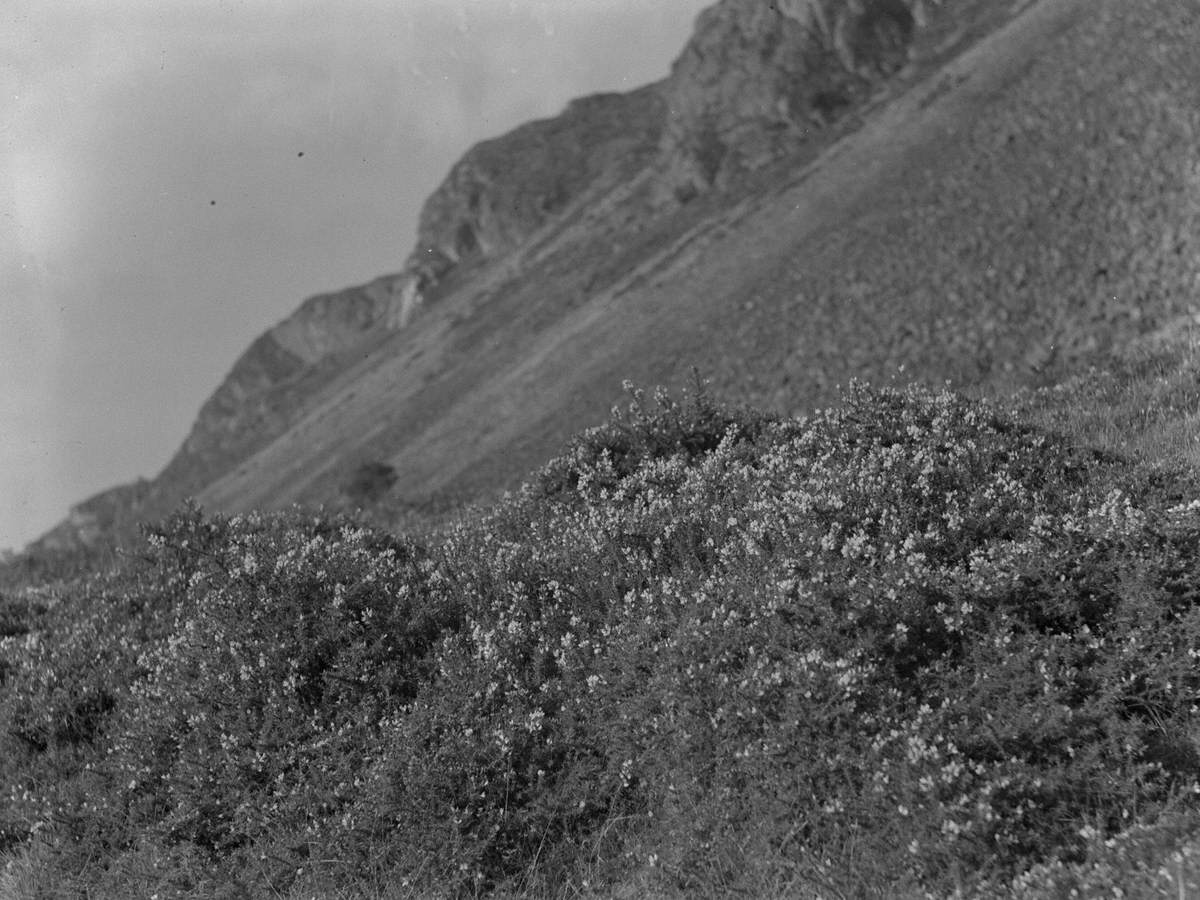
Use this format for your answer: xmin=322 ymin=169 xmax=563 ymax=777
xmin=344 ymin=461 xmax=400 ymax=505
xmin=534 ymin=375 xmax=775 ymax=500
xmin=1 ymin=505 xmax=460 ymax=895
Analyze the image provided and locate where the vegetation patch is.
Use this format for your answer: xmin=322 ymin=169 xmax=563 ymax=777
xmin=5 ymin=382 xmax=1200 ymax=897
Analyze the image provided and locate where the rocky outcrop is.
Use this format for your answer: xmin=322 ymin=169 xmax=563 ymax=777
xmin=271 ymin=273 xmax=412 ymax=363
xmin=398 ymin=85 xmax=667 ymax=307
xmin=399 ymin=0 xmax=944 ymax=266
xmin=658 ymin=0 xmax=930 ymax=193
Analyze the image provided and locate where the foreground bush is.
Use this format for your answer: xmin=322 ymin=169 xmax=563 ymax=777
xmin=5 ymin=382 xmax=1200 ymax=897
xmin=1 ymin=507 xmax=458 ymax=895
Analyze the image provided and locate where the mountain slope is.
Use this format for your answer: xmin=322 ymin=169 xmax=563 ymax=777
xmin=35 ymin=0 xmax=1200 ymax=551
xmin=202 ymin=0 xmax=1196 ymax=517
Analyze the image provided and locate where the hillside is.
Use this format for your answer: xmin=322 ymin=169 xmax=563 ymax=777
xmin=36 ymin=0 xmax=1200 ymax=553
xmin=11 ymin=0 xmax=1200 ymax=894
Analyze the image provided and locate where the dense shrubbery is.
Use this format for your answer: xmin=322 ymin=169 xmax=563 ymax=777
xmin=6 ymin=382 xmax=1200 ymax=897
xmin=534 ymin=376 xmax=774 ymax=497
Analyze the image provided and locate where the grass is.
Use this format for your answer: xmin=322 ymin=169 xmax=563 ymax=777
xmin=1004 ymin=327 xmax=1200 ymax=476
xmin=7 ymin=365 xmax=1200 ymax=898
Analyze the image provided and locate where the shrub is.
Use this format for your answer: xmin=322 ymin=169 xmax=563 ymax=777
xmin=344 ymin=461 xmax=399 ymax=505
xmin=0 ymin=503 xmax=461 ymax=894
xmin=100 ymin=507 xmax=458 ymax=856
xmin=371 ymin=382 xmax=1200 ymax=895
xmin=534 ymin=374 xmax=775 ymax=501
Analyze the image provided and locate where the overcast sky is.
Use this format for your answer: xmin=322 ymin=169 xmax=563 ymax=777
xmin=1 ymin=0 xmax=712 ymax=552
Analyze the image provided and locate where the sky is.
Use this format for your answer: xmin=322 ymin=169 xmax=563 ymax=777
xmin=1 ymin=0 xmax=713 ymax=553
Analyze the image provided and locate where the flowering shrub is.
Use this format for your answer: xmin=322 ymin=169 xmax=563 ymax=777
xmin=5 ymin=382 xmax=1200 ymax=897
xmin=968 ymin=812 xmax=1200 ymax=899
xmin=347 ymin=382 xmax=1200 ymax=894
xmin=0 ymin=504 xmax=460 ymax=894
xmin=107 ymin=507 xmax=459 ymax=857
xmin=0 ymin=543 xmax=186 ymax=858
xmin=534 ymin=376 xmax=774 ymax=500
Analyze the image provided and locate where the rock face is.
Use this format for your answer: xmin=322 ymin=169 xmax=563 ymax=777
xmin=658 ymin=0 xmax=926 ymax=193
xmin=405 ymin=86 xmax=666 ymax=282
xmin=271 ymin=274 xmax=412 ymax=364
xmin=375 ymin=0 xmax=948 ymax=308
